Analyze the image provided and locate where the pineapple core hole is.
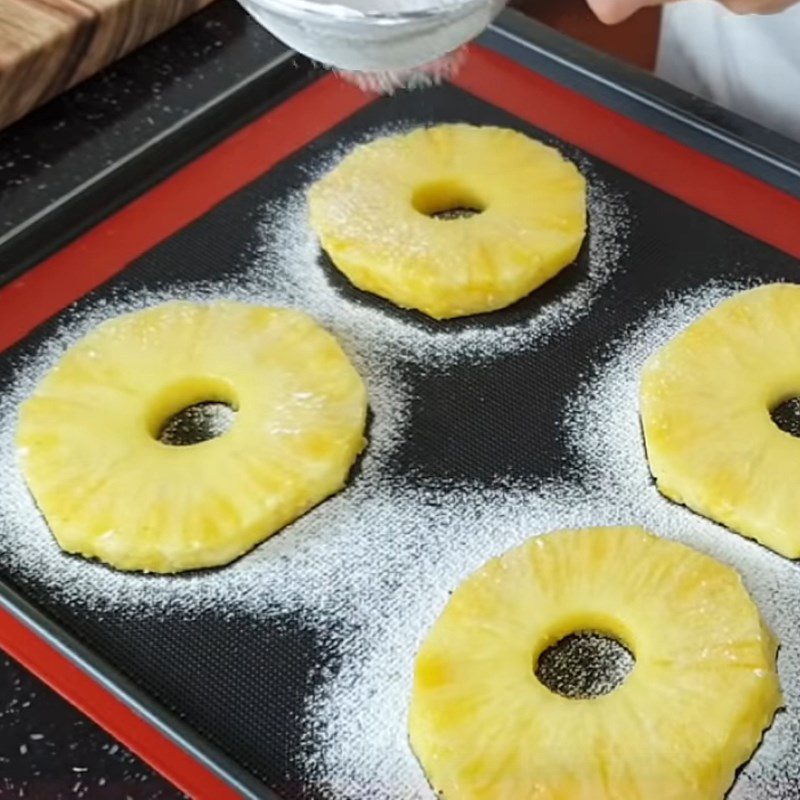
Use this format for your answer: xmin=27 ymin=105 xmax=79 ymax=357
xmin=157 ymin=402 xmax=236 ymax=446
xmin=534 ymin=631 xmax=634 ymax=699
xmin=770 ymin=396 xmax=800 ymax=438
xmin=411 ymin=181 xmax=485 ymax=220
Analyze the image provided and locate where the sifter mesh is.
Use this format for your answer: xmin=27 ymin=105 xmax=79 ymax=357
xmin=237 ymin=0 xmax=505 ymax=91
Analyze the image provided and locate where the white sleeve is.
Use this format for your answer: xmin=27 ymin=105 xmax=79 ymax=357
xmin=657 ymin=0 xmax=800 ymax=141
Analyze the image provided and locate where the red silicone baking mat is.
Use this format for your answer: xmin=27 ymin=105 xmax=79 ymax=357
xmin=0 ymin=32 xmax=799 ymax=800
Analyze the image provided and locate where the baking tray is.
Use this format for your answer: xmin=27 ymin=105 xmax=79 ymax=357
xmin=1 ymin=9 xmax=799 ymax=799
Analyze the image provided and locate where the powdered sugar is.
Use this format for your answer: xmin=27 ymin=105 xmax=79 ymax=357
xmin=5 ymin=133 xmax=793 ymax=798
xmin=338 ymin=47 xmax=469 ymax=94
xmin=247 ymin=147 xmax=630 ymax=367
xmin=158 ymin=401 xmax=237 ymax=446
xmin=534 ymin=631 xmax=635 ymax=700
xmin=300 ymin=479 xmax=632 ymax=797
xmin=564 ymin=279 xmax=800 ymax=798
xmin=0 ymin=127 xmax=633 ymax=617
xmin=0 ymin=278 xmax=413 ymax=617
xmin=297 ymin=279 xmax=800 ymax=798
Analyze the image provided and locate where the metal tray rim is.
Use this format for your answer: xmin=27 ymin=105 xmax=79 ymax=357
xmin=1 ymin=12 xmax=799 ymax=798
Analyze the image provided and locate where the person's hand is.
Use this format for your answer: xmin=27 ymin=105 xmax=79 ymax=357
xmin=585 ymin=0 xmax=799 ymax=24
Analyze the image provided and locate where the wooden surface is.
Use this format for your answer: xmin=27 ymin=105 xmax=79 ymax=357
xmin=0 ymin=0 xmax=214 ymax=131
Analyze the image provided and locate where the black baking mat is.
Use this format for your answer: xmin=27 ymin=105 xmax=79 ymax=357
xmin=0 ymin=83 xmax=797 ymax=798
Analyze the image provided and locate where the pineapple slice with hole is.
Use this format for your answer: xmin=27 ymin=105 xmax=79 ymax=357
xmin=641 ymin=283 xmax=800 ymax=558
xmin=17 ymin=302 xmax=368 ymax=573
xmin=409 ymin=526 xmax=781 ymax=800
xmin=308 ymin=124 xmax=587 ymax=320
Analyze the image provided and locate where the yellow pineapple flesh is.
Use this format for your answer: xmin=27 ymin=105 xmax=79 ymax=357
xmin=641 ymin=283 xmax=800 ymax=558
xmin=409 ymin=526 xmax=781 ymax=800
xmin=308 ymin=124 xmax=586 ymax=320
xmin=17 ymin=302 xmax=368 ymax=573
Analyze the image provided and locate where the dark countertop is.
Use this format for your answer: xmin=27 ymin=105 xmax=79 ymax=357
xmin=0 ymin=654 xmax=182 ymax=799
xmin=0 ymin=0 xmax=287 ymax=240
xmin=0 ymin=1 xmax=286 ymax=796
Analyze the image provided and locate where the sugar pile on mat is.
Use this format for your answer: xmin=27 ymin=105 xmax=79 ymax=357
xmin=248 ymin=176 xmax=630 ymax=367
xmin=0 ymin=137 xmax=630 ymax=608
xmin=0 ymin=281 xmax=413 ymax=617
xmin=534 ymin=631 xmax=634 ymax=700
xmin=300 ymin=479 xmax=648 ymax=798
xmin=0 ymin=163 xmax=793 ymax=796
xmin=564 ymin=279 xmax=800 ymax=799
xmin=300 ymin=280 xmax=800 ymax=798
xmin=0 ymin=131 xmax=636 ymax=799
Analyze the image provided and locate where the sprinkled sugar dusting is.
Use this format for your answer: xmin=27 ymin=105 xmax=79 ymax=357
xmin=0 ymin=280 xmax=413 ymax=618
xmin=534 ymin=631 xmax=635 ymax=700
xmin=300 ymin=479 xmax=643 ymax=797
xmin=564 ymin=279 xmax=800 ymax=799
xmin=158 ymin=401 xmax=237 ymax=446
xmin=246 ymin=148 xmax=631 ymax=366
xmin=2 ymin=129 xmax=794 ymax=797
xmin=0 ymin=136 xmax=631 ymax=608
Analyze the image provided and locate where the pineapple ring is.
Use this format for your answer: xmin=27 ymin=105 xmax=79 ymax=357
xmin=410 ymin=527 xmax=781 ymax=800
xmin=308 ymin=124 xmax=587 ymax=320
xmin=641 ymin=283 xmax=800 ymax=559
xmin=17 ymin=302 xmax=368 ymax=573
